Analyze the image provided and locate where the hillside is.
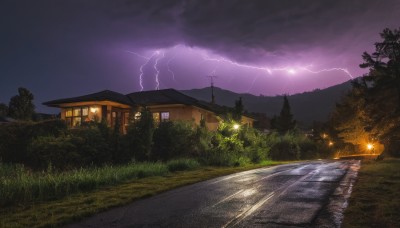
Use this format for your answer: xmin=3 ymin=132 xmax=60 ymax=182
xmin=181 ymin=81 xmax=352 ymax=127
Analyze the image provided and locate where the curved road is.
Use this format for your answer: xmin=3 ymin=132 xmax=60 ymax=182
xmin=67 ymin=160 xmax=360 ymax=228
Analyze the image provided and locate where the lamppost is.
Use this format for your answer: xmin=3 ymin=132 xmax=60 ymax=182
xmin=367 ymin=143 xmax=375 ymax=154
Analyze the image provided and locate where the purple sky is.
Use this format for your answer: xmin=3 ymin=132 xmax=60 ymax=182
xmin=1 ymin=0 xmax=399 ymax=113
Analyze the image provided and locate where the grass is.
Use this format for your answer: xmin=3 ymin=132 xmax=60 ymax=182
xmin=0 ymin=162 xmax=169 ymax=207
xmin=342 ymin=158 xmax=400 ymax=228
xmin=0 ymin=160 xmax=284 ymax=227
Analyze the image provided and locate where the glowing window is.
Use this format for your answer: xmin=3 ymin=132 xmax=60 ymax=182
xmin=82 ymin=107 xmax=88 ymax=116
xmin=73 ymin=108 xmax=81 ymax=117
xmin=134 ymin=112 xmax=141 ymax=120
xmin=73 ymin=117 xmax=81 ymax=126
xmin=153 ymin=113 xmax=160 ymax=122
xmin=65 ymin=109 xmax=72 ymax=117
xmin=161 ymin=112 xmax=170 ymax=121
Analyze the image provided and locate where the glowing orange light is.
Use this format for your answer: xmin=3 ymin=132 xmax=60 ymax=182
xmin=328 ymin=141 xmax=334 ymax=146
xmin=90 ymin=107 xmax=99 ymax=113
xmin=367 ymin=143 xmax=374 ymax=150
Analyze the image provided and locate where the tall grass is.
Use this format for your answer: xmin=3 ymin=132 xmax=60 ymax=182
xmin=0 ymin=162 xmax=168 ymax=207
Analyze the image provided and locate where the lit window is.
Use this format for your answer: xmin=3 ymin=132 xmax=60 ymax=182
xmin=65 ymin=109 xmax=72 ymax=117
xmin=161 ymin=112 xmax=170 ymax=121
xmin=82 ymin=107 xmax=88 ymax=116
xmin=73 ymin=117 xmax=81 ymax=126
xmin=153 ymin=113 xmax=160 ymax=123
xmin=112 ymin=112 xmax=116 ymax=118
xmin=73 ymin=108 xmax=81 ymax=116
xmin=134 ymin=112 xmax=141 ymax=120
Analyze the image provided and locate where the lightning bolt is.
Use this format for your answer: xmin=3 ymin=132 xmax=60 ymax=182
xmin=201 ymin=55 xmax=354 ymax=79
xmin=166 ymin=55 xmax=177 ymax=81
xmin=153 ymin=51 xmax=165 ymax=90
xmin=126 ymin=50 xmax=166 ymax=91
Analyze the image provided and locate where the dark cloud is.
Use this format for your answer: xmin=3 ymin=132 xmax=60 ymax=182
xmin=0 ymin=0 xmax=399 ymax=112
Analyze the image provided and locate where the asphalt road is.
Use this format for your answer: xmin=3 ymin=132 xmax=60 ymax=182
xmin=67 ymin=160 xmax=360 ymax=228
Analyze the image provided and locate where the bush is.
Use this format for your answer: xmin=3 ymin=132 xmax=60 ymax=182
xmin=152 ymin=121 xmax=195 ymax=161
xmin=124 ymin=109 xmax=154 ymax=161
xmin=27 ymin=125 xmax=111 ymax=170
xmin=0 ymin=120 xmax=67 ymax=165
xmin=268 ymin=133 xmax=300 ymax=160
xmin=166 ymin=158 xmax=200 ymax=172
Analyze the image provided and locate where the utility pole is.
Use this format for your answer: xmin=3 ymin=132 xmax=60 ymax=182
xmin=207 ymin=75 xmax=217 ymax=104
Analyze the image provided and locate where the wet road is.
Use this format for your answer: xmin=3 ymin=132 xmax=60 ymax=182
xmin=67 ymin=160 xmax=360 ymax=228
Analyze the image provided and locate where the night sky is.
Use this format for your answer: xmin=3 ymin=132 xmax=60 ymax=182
xmin=1 ymin=0 xmax=399 ymax=113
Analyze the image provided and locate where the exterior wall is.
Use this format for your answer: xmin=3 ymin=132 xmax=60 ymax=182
xmin=241 ymin=116 xmax=255 ymax=127
xmin=55 ymin=101 xmax=252 ymax=132
xmin=57 ymin=101 xmax=131 ymax=129
xmin=146 ymin=104 xmax=221 ymax=131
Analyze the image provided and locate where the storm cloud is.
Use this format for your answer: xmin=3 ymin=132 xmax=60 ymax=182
xmin=0 ymin=0 xmax=399 ymax=112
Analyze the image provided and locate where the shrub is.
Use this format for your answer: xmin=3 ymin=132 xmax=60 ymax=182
xmin=0 ymin=120 xmax=67 ymax=165
xmin=124 ymin=108 xmax=154 ymax=161
xmin=268 ymin=133 xmax=300 ymax=160
xmin=166 ymin=158 xmax=200 ymax=172
xmin=152 ymin=121 xmax=195 ymax=160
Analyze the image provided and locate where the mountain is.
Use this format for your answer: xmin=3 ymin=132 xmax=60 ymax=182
xmin=181 ymin=81 xmax=352 ymax=127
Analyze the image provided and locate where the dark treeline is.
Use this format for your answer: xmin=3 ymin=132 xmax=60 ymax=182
xmin=324 ymin=28 xmax=400 ymax=157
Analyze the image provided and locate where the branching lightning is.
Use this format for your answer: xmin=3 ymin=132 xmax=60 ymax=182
xmin=167 ymin=56 xmax=177 ymax=81
xmin=126 ymin=46 xmax=354 ymax=93
xmin=126 ymin=50 xmax=170 ymax=91
xmin=154 ymin=51 xmax=165 ymax=90
xmin=201 ymin=55 xmax=354 ymax=79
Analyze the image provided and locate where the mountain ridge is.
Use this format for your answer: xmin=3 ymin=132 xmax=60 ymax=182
xmin=181 ymin=81 xmax=352 ymax=127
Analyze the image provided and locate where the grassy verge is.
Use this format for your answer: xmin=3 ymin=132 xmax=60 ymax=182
xmin=0 ymin=160 xmax=284 ymax=227
xmin=343 ymin=158 xmax=400 ymax=228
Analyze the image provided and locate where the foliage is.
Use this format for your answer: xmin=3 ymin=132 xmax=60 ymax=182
xmin=232 ymin=97 xmax=244 ymax=121
xmin=0 ymin=162 xmax=168 ymax=207
xmin=166 ymin=158 xmax=200 ymax=172
xmin=0 ymin=120 xmax=67 ymax=165
xmin=0 ymin=103 xmax=8 ymax=117
xmin=8 ymin=87 xmax=35 ymax=120
xmin=271 ymin=95 xmax=296 ymax=134
xmin=152 ymin=121 xmax=195 ymax=160
xmin=332 ymin=28 xmax=400 ymax=156
xmin=124 ymin=108 xmax=155 ymax=161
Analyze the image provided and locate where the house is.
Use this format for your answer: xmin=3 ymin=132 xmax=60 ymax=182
xmin=43 ymin=89 xmax=255 ymax=132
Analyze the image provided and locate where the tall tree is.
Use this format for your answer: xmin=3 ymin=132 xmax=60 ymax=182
xmin=232 ymin=97 xmax=244 ymax=122
xmin=331 ymin=80 xmax=371 ymax=151
xmin=272 ymin=95 xmax=296 ymax=134
xmin=359 ymin=28 xmax=400 ymax=155
xmin=8 ymin=87 xmax=35 ymax=120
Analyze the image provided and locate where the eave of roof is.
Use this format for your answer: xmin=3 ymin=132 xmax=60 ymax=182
xmin=43 ymin=90 xmax=134 ymax=107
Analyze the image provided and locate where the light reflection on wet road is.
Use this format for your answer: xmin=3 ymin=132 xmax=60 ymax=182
xmin=67 ymin=160 xmax=360 ymax=228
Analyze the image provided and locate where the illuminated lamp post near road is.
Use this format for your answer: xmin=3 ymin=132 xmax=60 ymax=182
xmin=233 ymin=124 xmax=240 ymax=131
xmin=367 ymin=143 xmax=375 ymax=154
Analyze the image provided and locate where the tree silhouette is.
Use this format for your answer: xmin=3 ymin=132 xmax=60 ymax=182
xmin=232 ymin=97 xmax=244 ymax=122
xmin=272 ymin=95 xmax=296 ymax=134
xmin=8 ymin=87 xmax=35 ymax=120
xmin=0 ymin=103 xmax=8 ymax=117
xmin=359 ymin=28 xmax=400 ymax=156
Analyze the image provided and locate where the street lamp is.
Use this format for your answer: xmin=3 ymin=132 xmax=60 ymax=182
xmin=233 ymin=124 xmax=240 ymax=130
xmin=367 ymin=143 xmax=375 ymax=154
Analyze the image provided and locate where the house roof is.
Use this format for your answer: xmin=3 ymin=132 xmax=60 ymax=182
xmin=126 ymin=89 xmax=199 ymax=106
xmin=43 ymin=88 xmax=255 ymax=120
xmin=43 ymin=90 xmax=133 ymax=107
